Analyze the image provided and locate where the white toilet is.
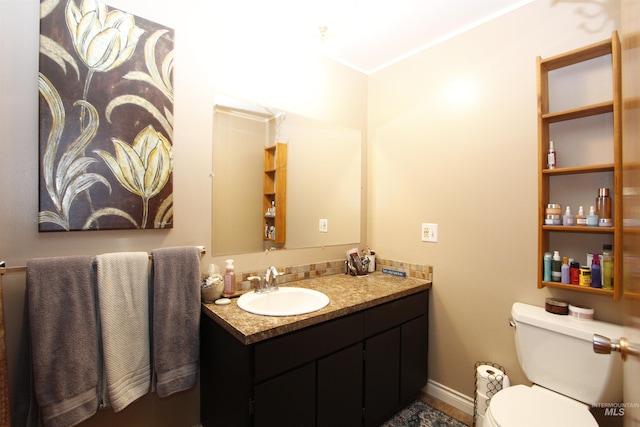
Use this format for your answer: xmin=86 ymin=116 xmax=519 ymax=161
xmin=483 ymin=302 xmax=623 ymax=427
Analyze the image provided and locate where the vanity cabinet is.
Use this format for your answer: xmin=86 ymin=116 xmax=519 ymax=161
xmin=536 ymin=31 xmax=622 ymax=300
xmin=200 ymin=290 xmax=429 ymax=427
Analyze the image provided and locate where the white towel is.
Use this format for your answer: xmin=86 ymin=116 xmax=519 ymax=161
xmin=95 ymin=252 xmax=150 ymax=412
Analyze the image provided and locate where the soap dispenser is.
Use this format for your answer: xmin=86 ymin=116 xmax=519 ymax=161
xmin=223 ymin=259 xmax=235 ymax=296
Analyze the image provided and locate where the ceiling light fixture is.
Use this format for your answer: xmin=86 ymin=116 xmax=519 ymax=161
xmin=318 ymin=25 xmax=329 ymax=40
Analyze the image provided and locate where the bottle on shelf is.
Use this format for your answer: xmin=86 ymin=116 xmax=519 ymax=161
xmin=561 ymin=257 xmax=570 ymax=284
xmin=547 ymin=140 xmax=556 ymax=169
xmin=591 ymin=255 xmax=602 ymax=288
xmin=596 ymin=188 xmax=612 ymax=227
xmin=543 ymin=252 xmax=552 ymax=282
xmin=575 ymin=206 xmax=587 ymax=226
xmin=586 ymin=206 xmax=599 ymax=227
xmin=551 ymin=250 xmax=562 ymax=282
xmin=570 ymin=260 xmax=580 ymax=285
xmin=602 ymin=244 xmax=613 ymax=290
xmin=579 ymin=266 xmax=591 ymax=287
xmin=563 ymin=206 xmax=574 ymax=226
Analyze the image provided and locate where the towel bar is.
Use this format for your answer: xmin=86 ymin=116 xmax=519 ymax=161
xmin=0 ymin=246 xmax=206 ymax=276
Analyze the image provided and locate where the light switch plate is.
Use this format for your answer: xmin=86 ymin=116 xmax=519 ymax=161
xmin=319 ymin=218 xmax=328 ymax=233
xmin=421 ymin=223 xmax=438 ymax=242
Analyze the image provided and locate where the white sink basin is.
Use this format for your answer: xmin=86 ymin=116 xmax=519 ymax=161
xmin=237 ymin=287 xmax=329 ymax=316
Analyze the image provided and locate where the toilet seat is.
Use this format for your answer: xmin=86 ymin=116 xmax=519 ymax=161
xmin=484 ymin=385 xmax=598 ymax=427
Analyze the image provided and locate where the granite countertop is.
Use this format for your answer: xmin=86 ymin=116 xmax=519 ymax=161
xmin=201 ymin=272 xmax=432 ymax=345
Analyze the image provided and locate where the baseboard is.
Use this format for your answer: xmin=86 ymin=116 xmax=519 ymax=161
xmin=423 ymin=379 xmax=475 ymax=416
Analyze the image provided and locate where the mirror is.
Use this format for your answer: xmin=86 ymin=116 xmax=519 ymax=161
xmin=212 ymin=95 xmax=361 ymax=256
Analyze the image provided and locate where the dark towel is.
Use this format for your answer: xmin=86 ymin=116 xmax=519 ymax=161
xmin=26 ymin=256 xmax=99 ymax=427
xmin=150 ymin=246 xmax=201 ymax=397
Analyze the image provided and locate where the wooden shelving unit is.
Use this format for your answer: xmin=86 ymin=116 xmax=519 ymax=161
xmin=537 ymin=31 xmax=622 ymax=301
xmin=263 ymin=142 xmax=287 ymax=248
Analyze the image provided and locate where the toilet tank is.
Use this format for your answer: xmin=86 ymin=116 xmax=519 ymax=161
xmin=511 ymin=302 xmax=623 ymax=405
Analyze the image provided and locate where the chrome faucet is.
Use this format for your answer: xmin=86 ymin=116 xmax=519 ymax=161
xmin=249 ymin=266 xmax=280 ymax=293
xmin=264 ymin=266 xmax=279 ymax=292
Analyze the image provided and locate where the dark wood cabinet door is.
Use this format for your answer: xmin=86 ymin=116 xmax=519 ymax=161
xmin=364 ymin=327 xmax=400 ymax=426
xmin=317 ymin=343 xmax=363 ymax=427
xmin=254 ymin=362 xmax=316 ymax=427
xmin=400 ymin=314 xmax=428 ymax=403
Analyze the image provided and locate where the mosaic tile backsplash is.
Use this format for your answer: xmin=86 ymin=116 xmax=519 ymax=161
xmin=236 ymin=258 xmax=433 ymax=291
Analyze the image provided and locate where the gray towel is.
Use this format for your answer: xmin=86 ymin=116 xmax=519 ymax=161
xmin=26 ymin=256 xmax=99 ymax=427
xmin=150 ymin=246 xmax=201 ymax=397
xmin=95 ymin=252 xmax=150 ymax=412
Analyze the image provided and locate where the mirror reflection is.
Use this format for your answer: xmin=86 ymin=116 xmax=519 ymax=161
xmin=212 ymin=95 xmax=361 ymax=256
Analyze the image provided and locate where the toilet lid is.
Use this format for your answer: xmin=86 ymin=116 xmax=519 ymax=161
xmin=487 ymin=385 xmax=598 ymax=427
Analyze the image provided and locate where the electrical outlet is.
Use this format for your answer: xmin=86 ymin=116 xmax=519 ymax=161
xmin=319 ymin=218 xmax=328 ymax=233
xmin=421 ymin=223 xmax=438 ymax=242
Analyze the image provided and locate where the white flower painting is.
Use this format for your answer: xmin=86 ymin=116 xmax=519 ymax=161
xmin=38 ymin=0 xmax=175 ymax=231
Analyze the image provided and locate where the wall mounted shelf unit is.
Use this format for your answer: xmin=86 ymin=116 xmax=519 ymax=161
xmin=537 ymin=31 xmax=622 ymax=300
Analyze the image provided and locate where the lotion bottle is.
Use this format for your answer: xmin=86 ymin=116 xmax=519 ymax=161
xmin=561 ymin=256 xmax=570 ymax=284
xmin=563 ymin=206 xmax=574 ymax=226
xmin=575 ymin=206 xmax=587 ymax=226
xmin=223 ymin=259 xmax=235 ymax=296
xmin=587 ymin=206 xmax=599 ymax=226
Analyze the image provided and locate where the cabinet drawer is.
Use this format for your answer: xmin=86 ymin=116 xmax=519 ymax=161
xmin=255 ymin=312 xmax=364 ymax=382
xmin=364 ymin=291 xmax=428 ymax=337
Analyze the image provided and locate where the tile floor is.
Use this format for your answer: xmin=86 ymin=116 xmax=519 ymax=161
xmin=420 ymin=392 xmax=474 ymax=426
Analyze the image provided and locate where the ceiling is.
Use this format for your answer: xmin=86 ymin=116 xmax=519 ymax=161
xmin=261 ymin=0 xmax=535 ymax=74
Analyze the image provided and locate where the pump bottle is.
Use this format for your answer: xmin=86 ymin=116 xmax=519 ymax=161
xmin=223 ymin=259 xmax=236 ymax=296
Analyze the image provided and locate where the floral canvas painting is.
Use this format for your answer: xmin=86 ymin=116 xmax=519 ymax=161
xmin=38 ymin=0 xmax=175 ymax=231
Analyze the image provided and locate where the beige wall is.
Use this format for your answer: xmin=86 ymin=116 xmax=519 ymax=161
xmin=368 ymin=0 xmax=622 ymax=398
xmin=0 ymin=0 xmax=628 ymax=425
xmin=0 ymin=0 xmax=366 ymax=425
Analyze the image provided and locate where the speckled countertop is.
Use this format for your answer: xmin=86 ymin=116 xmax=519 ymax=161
xmin=201 ymin=272 xmax=432 ymax=345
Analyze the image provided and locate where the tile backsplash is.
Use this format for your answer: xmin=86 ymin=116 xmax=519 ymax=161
xmin=237 ymin=258 xmax=432 ymax=290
